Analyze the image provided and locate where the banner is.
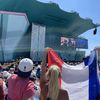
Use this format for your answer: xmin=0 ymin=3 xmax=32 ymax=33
xmin=61 ymin=37 xmax=88 ymax=49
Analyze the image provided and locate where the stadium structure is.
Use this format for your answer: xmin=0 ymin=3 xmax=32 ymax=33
xmin=94 ymin=47 xmax=100 ymax=63
xmin=0 ymin=0 xmax=100 ymax=62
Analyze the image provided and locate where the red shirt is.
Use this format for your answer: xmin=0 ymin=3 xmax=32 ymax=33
xmin=8 ymin=74 xmax=34 ymax=100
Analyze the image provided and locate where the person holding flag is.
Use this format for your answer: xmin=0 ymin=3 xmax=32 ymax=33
xmin=40 ymin=48 xmax=69 ymax=100
xmin=46 ymin=48 xmax=100 ymax=100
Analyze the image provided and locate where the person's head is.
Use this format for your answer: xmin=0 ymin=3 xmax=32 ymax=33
xmin=2 ymin=71 xmax=11 ymax=80
xmin=46 ymin=65 xmax=61 ymax=100
xmin=17 ymin=58 xmax=34 ymax=78
xmin=9 ymin=68 xmax=15 ymax=74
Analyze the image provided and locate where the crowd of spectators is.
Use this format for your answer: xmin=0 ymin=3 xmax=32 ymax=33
xmin=0 ymin=56 xmax=100 ymax=100
xmin=0 ymin=58 xmax=41 ymax=100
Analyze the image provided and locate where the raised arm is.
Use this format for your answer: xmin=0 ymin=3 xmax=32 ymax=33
xmin=40 ymin=48 xmax=49 ymax=82
xmin=40 ymin=48 xmax=49 ymax=100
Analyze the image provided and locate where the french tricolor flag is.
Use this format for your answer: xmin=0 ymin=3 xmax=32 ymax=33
xmin=47 ymin=48 xmax=100 ymax=100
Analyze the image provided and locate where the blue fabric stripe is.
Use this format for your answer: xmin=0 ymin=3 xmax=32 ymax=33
xmin=32 ymin=96 xmax=40 ymax=100
xmin=85 ymin=51 xmax=100 ymax=100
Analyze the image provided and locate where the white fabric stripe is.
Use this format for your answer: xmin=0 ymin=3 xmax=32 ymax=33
xmin=61 ymin=63 xmax=89 ymax=100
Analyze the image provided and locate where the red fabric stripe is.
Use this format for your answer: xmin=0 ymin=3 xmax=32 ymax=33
xmin=48 ymin=48 xmax=63 ymax=69
xmin=48 ymin=48 xmax=64 ymax=86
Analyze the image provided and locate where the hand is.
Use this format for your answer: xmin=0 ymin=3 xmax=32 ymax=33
xmin=41 ymin=48 xmax=50 ymax=72
xmin=43 ymin=47 xmax=51 ymax=60
xmin=44 ymin=47 xmax=50 ymax=53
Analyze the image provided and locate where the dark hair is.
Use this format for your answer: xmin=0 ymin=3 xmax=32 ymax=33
xmin=36 ymin=68 xmax=41 ymax=79
xmin=46 ymin=97 xmax=51 ymax=100
xmin=17 ymin=69 xmax=32 ymax=78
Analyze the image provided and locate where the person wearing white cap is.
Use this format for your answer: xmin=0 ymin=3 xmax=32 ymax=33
xmin=8 ymin=58 xmax=35 ymax=100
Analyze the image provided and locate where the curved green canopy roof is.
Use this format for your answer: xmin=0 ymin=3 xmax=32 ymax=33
xmin=0 ymin=0 xmax=99 ymax=37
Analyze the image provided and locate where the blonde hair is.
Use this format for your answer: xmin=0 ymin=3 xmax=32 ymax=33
xmin=46 ymin=65 xmax=60 ymax=100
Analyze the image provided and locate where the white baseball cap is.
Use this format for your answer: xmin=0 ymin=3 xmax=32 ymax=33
xmin=18 ymin=58 xmax=33 ymax=72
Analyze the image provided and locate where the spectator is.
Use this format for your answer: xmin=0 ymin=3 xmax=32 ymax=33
xmin=2 ymin=71 xmax=12 ymax=88
xmin=0 ymin=63 xmax=2 ymax=71
xmin=36 ymin=65 xmax=41 ymax=79
xmin=8 ymin=58 xmax=34 ymax=100
xmin=0 ymin=77 xmax=8 ymax=100
xmin=46 ymin=65 xmax=69 ymax=100
xmin=0 ymin=78 xmax=4 ymax=100
xmin=40 ymin=48 xmax=48 ymax=100
xmin=40 ymin=48 xmax=69 ymax=100
xmin=2 ymin=71 xmax=11 ymax=80
xmin=9 ymin=68 xmax=15 ymax=74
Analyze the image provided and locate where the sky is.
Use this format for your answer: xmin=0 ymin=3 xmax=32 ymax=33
xmin=38 ymin=0 xmax=100 ymax=56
